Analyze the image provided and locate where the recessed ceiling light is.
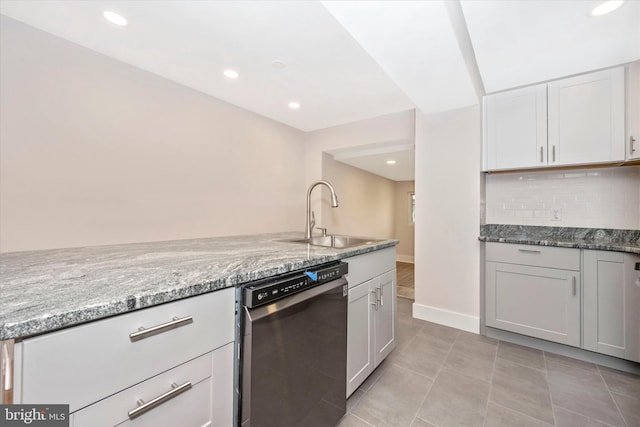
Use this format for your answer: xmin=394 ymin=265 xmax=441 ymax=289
xmin=288 ymin=102 xmax=300 ymax=110
xmin=386 ymin=160 xmax=396 ymax=165
xmin=272 ymin=60 xmax=287 ymax=69
xmin=223 ymin=69 xmax=239 ymax=79
xmin=590 ymin=0 xmax=624 ymax=16
xmin=103 ymin=10 xmax=128 ymax=26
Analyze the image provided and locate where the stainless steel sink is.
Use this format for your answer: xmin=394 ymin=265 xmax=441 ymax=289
xmin=282 ymin=235 xmax=382 ymax=249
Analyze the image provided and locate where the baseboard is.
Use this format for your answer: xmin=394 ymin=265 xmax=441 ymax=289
xmin=396 ymin=255 xmax=414 ymax=264
xmin=412 ymin=302 xmax=480 ymax=334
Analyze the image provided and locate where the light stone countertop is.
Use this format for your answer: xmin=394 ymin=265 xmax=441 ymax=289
xmin=479 ymin=225 xmax=640 ymax=255
xmin=0 ymin=232 xmax=398 ymax=340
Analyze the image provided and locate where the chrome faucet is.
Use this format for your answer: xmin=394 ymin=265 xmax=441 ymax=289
xmin=305 ymin=180 xmax=339 ymax=239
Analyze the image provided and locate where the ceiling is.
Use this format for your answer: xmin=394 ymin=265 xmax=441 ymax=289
xmin=1 ymin=0 xmax=639 ymax=181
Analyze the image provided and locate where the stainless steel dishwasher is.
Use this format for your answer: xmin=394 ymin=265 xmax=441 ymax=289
xmin=238 ymin=261 xmax=348 ymax=427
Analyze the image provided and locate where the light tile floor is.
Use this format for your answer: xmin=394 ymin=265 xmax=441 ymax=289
xmin=339 ymin=297 xmax=640 ymax=427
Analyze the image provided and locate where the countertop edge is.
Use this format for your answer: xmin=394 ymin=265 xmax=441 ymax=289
xmin=478 ymin=236 xmax=640 ymax=255
xmin=0 ymin=239 xmax=398 ymax=341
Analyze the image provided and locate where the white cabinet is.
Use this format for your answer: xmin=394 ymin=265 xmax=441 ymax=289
xmin=627 ymin=61 xmax=640 ymax=160
xmin=548 ymin=68 xmax=625 ymax=166
xmin=484 ymin=84 xmax=547 ymax=170
xmin=345 ymin=247 xmax=396 ymax=397
xmin=485 ymin=243 xmax=581 ymax=347
xmin=483 ymin=66 xmax=625 ymax=171
xmin=583 ymin=250 xmax=640 ymax=363
xmin=16 ymin=288 xmax=235 ymax=426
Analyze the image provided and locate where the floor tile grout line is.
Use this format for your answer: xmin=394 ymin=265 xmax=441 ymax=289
xmin=542 ymin=347 xmax=558 ymax=427
xmin=596 ymin=364 xmax=640 ymax=400
xmin=409 ymin=372 xmax=436 ymax=427
xmin=349 ymin=412 xmax=375 ymax=426
xmin=482 ymin=339 xmax=500 ymax=427
xmin=596 ymin=364 xmax=630 ymax=427
xmin=552 ymin=404 xmax=619 ymax=427
xmin=413 ymin=329 xmax=459 ymax=427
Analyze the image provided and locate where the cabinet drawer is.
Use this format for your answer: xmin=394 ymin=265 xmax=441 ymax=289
xmin=345 ymin=247 xmax=395 ymax=288
xmin=486 ymin=242 xmax=579 ymax=270
xmin=73 ymin=349 xmax=217 ymax=427
xmin=21 ymin=288 xmax=234 ymax=412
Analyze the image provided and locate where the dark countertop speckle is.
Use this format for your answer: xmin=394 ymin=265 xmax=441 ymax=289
xmin=479 ymin=225 xmax=639 ymax=255
xmin=0 ymin=232 xmax=397 ymax=340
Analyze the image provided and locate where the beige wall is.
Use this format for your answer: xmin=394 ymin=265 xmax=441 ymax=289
xmin=414 ymin=106 xmax=481 ymax=333
xmin=0 ymin=17 xmax=306 ymax=252
xmin=320 ymin=154 xmax=395 ymax=239
xmin=394 ymin=181 xmax=415 ymax=262
xmin=304 ymin=110 xmax=414 ymax=226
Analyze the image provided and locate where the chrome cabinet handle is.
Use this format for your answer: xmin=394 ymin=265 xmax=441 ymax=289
xmin=540 ymin=146 xmax=544 ymax=163
xmin=129 ymin=316 xmax=193 ymax=342
xmin=371 ymin=289 xmax=378 ymax=311
xmin=572 ymin=276 xmax=576 ymax=296
xmin=128 ymin=381 xmax=192 ymax=420
xmin=631 ymin=136 xmax=637 ymax=155
xmin=518 ymin=249 xmax=541 ymax=254
xmin=552 ymin=145 xmax=556 ymax=162
xmin=379 ymin=285 xmax=384 ymax=307
xmin=1 ymin=339 xmax=14 ymax=404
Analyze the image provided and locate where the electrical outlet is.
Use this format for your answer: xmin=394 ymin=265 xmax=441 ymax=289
xmin=551 ymin=208 xmax=562 ymax=221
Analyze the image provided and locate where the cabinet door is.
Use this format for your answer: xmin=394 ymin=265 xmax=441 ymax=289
xmin=373 ymin=270 xmax=396 ymax=367
xmin=347 ymin=279 xmax=374 ymax=397
xmin=484 ymin=84 xmax=547 ymax=170
xmin=584 ymin=251 xmax=640 ymax=362
xmin=486 ymin=262 xmax=580 ymax=347
xmin=627 ymin=61 xmax=640 ymax=160
xmin=548 ymin=67 xmax=625 ymax=166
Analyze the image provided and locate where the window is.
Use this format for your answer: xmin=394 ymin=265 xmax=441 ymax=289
xmin=409 ymin=192 xmax=415 ymax=225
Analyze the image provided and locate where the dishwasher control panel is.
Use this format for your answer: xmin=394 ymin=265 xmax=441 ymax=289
xmin=243 ymin=261 xmax=348 ymax=308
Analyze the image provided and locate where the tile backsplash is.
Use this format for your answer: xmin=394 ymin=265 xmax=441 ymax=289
xmin=485 ymin=165 xmax=640 ymax=229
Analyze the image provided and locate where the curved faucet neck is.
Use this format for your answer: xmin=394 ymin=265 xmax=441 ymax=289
xmin=305 ymin=180 xmax=339 ymax=239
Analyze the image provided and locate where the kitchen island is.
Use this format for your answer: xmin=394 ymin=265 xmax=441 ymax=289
xmin=0 ymin=232 xmax=397 ymax=340
xmin=0 ymin=232 xmax=398 ymax=426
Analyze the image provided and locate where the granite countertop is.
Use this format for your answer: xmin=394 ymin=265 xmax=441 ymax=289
xmin=0 ymin=232 xmax=398 ymax=341
xmin=479 ymin=225 xmax=640 ymax=255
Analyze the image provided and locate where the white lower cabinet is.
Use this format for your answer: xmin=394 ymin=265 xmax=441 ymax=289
xmin=583 ymin=250 xmax=640 ymax=363
xmin=345 ymin=247 xmax=396 ymax=397
xmin=486 ymin=243 xmax=640 ymax=363
xmin=486 ymin=262 xmax=581 ymax=346
xmin=485 ymin=243 xmax=581 ymax=347
xmin=17 ymin=288 xmax=235 ymax=427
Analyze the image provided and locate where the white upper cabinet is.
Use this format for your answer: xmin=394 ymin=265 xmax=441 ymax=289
xmin=483 ymin=66 xmax=626 ymax=171
xmin=548 ymin=67 xmax=625 ymax=166
xmin=484 ymin=84 xmax=547 ymax=170
xmin=627 ymin=61 xmax=640 ymax=160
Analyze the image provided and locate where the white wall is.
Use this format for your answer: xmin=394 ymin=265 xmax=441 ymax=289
xmin=486 ymin=166 xmax=640 ymax=229
xmin=0 ymin=17 xmax=306 ymax=253
xmin=414 ymin=106 xmax=481 ymax=333
xmin=321 ymin=154 xmax=395 ymax=239
xmin=394 ymin=181 xmax=415 ymax=262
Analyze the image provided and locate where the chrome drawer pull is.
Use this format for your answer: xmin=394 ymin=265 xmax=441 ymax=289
xmin=518 ymin=249 xmax=541 ymax=254
xmin=572 ymin=276 xmax=576 ymax=296
xmin=129 ymin=316 xmax=193 ymax=342
xmin=128 ymin=381 xmax=192 ymax=420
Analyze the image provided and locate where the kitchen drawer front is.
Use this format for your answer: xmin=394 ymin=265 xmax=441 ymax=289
xmin=344 ymin=247 xmax=396 ymax=288
xmin=486 ymin=242 xmax=580 ymax=270
xmin=21 ymin=288 xmax=234 ymax=413
xmin=73 ymin=349 xmax=216 ymax=427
